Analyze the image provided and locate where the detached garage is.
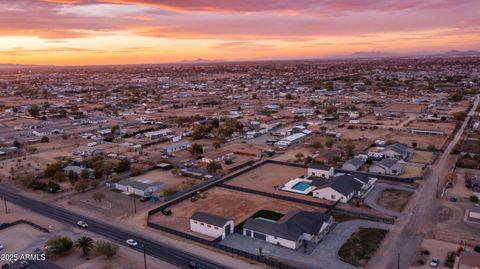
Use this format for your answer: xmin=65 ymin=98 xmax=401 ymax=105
xmin=190 ymin=212 xmax=234 ymax=240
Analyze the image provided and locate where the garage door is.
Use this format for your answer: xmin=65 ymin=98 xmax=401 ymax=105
xmin=253 ymin=232 xmax=267 ymax=241
xmin=225 ymin=224 xmax=232 ymax=236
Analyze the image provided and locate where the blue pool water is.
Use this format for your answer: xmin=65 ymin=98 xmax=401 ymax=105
xmin=292 ymin=181 xmax=311 ymax=191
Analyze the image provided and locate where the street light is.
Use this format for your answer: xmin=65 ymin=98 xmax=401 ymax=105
xmin=142 ymin=242 xmax=147 ymax=269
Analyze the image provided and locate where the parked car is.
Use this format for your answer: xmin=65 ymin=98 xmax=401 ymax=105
xmin=139 ymin=197 xmax=150 ymax=202
xmin=20 ymin=260 xmax=29 ymax=268
xmin=450 ymin=197 xmax=457 ymax=202
xmin=126 ymin=239 xmax=138 ymax=247
xmin=189 ymin=261 xmax=207 ymax=269
xmin=77 ymin=221 xmax=88 ymax=228
xmin=0 ymin=244 xmax=3 ymax=250
xmin=430 ymin=257 xmax=440 ymax=267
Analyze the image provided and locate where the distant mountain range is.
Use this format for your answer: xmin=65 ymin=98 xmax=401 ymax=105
xmin=176 ymin=58 xmax=225 ymax=64
xmin=336 ymin=50 xmax=480 ymax=59
xmin=1 ymin=50 xmax=479 ymax=67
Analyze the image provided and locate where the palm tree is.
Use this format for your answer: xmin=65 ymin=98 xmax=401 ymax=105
xmin=75 ymin=236 xmax=94 ymax=257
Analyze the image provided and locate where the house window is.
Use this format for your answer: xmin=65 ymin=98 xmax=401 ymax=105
xmin=214 ymin=227 xmax=218 ymax=230
xmin=331 ymin=195 xmax=335 ymax=199
xmin=207 ymin=225 xmax=211 ymax=228
xmin=200 ymin=223 xmax=204 ymax=226
xmin=193 ymin=221 xmax=197 ymax=224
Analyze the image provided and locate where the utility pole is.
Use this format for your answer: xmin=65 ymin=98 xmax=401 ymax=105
xmin=133 ymin=196 xmax=137 ymax=214
xmin=397 ymin=252 xmax=400 ymax=269
xmin=142 ymin=242 xmax=147 ymax=269
xmin=3 ymin=196 xmax=7 ymax=214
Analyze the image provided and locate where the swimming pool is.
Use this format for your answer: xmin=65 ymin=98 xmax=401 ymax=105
xmin=292 ymin=181 xmax=311 ymax=191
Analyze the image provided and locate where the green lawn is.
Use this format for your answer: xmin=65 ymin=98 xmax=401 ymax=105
xmin=235 ymin=210 xmax=284 ymax=229
xmin=338 ymin=228 xmax=388 ymax=266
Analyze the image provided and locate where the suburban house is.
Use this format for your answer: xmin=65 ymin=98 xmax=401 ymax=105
xmin=314 ymin=150 xmax=343 ymax=164
xmin=342 ymin=158 xmax=364 ymax=171
xmin=369 ymin=159 xmax=403 ymax=175
xmin=113 ymin=178 xmax=164 ymax=197
xmin=32 ymin=128 xmax=63 ymax=137
xmin=311 ymin=174 xmax=376 ymax=203
xmin=144 ymin=128 xmax=175 ymax=139
xmin=243 ymin=211 xmax=333 ymax=249
xmin=190 ymin=212 xmax=234 ymax=240
xmin=455 ymin=251 xmax=480 ymax=269
xmin=161 ymin=141 xmax=191 ymax=154
xmin=382 ymin=143 xmax=411 ymax=160
xmin=0 ymin=147 xmax=19 ymax=158
xmin=201 ymin=150 xmax=234 ymax=164
xmin=63 ymin=165 xmax=94 ymax=178
xmin=73 ymin=146 xmax=104 ymax=157
xmin=308 ymin=163 xmax=334 ymax=179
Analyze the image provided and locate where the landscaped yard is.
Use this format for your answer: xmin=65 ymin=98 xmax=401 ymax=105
xmin=377 ymin=189 xmax=413 ymax=212
xmin=235 ymin=210 xmax=285 ymax=229
xmin=410 ymin=151 xmax=436 ymax=164
xmin=338 ymin=228 xmax=388 ymax=266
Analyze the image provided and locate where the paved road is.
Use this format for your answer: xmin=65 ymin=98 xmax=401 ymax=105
xmin=368 ymin=94 xmax=480 ymax=269
xmin=364 ymin=183 xmax=416 ymax=217
xmin=0 ymin=188 xmax=230 ymax=269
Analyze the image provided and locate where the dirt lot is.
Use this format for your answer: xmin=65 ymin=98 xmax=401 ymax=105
xmin=382 ymin=103 xmax=426 ymax=113
xmin=384 ymin=130 xmax=448 ymax=150
xmin=409 ymin=151 xmax=436 ymax=164
xmin=150 ymin=187 xmax=328 ymax=239
xmin=130 ymin=169 xmax=201 ymax=196
xmin=360 ymin=114 xmax=408 ymax=126
xmin=410 ymin=239 xmax=458 ymax=269
xmin=57 ymin=186 xmax=157 ymax=219
xmin=377 ymin=189 xmax=413 ymax=212
xmin=401 ymin=165 xmax=425 ymax=178
xmin=406 ymin=120 xmax=456 ymax=134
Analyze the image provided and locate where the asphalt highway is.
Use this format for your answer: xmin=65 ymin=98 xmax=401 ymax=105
xmin=0 ymin=187 xmax=230 ymax=269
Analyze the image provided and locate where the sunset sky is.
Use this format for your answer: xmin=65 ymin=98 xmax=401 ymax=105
xmin=1 ymin=0 xmax=479 ymax=65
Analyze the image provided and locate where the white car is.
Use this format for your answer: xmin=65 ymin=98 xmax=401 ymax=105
xmin=430 ymin=257 xmax=440 ymax=267
xmin=126 ymin=239 xmax=138 ymax=247
xmin=77 ymin=221 xmax=88 ymax=228
xmin=0 ymin=244 xmax=3 ymax=250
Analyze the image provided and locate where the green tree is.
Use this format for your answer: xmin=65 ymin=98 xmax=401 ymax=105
xmin=325 ymin=138 xmax=335 ymax=149
xmin=41 ymin=136 xmax=49 ymax=143
xmin=206 ymin=161 xmax=222 ymax=172
xmin=46 ymin=181 xmax=60 ymax=193
xmin=75 ymin=236 xmax=94 ymax=257
xmin=74 ymin=180 xmax=89 ymax=192
xmin=189 ymin=143 xmax=203 ymax=155
xmin=116 ymin=159 xmax=131 ymax=173
xmin=453 ymin=111 xmax=467 ymax=121
xmin=13 ymin=139 xmax=21 ymax=148
xmin=45 ymin=162 xmax=62 ymax=178
xmin=95 ymin=241 xmax=119 ymax=259
xmin=45 ymin=236 xmax=73 ymax=256
xmin=53 ymin=170 xmax=66 ymax=182
xmin=28 ymin=104 xmax=40 ymax=118
xmin=344 ymin=144 xmax=355 ymax=157
xmin=93 ymin=192 xmax=105 ymax=201
xmin=450 ymin=91 xmax=463 ymax=101
xmin=470 ymin=195 xmax=479 ymax=203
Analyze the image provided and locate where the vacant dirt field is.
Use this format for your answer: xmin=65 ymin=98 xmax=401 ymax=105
xmin=382 ymin=103 xmax=426 ymax=113
xmin=131 ymin=169 xmax=198 ymax=187
xmin=406 ymin=120 xmax=456 ymax=134
xmin=384 ymin=130 xmax=448 ymax=150
xmin=150 ymin=187 xmax=328 ymax=238
xmin=225 ymin=162 xmax=305 ymax=191
xmin=410 ymin=151 xmax=436 ymax=164
xmin=377 ymin=189 xmax=413 ymax=212
xmin=401 ymin=165 xmax=425 ymax=178
xmin=360 ymin=114 xmax=408 ymax=126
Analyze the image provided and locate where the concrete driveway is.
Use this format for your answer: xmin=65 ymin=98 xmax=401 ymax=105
xmin=364 ymin=183 xmax=416 ymax=217
xmin=220 ymin=220 xmax=390 ymax=269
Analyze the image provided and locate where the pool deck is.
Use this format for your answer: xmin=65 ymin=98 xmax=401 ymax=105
xmin=281 ymin=177 xmax=316 ymax=194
